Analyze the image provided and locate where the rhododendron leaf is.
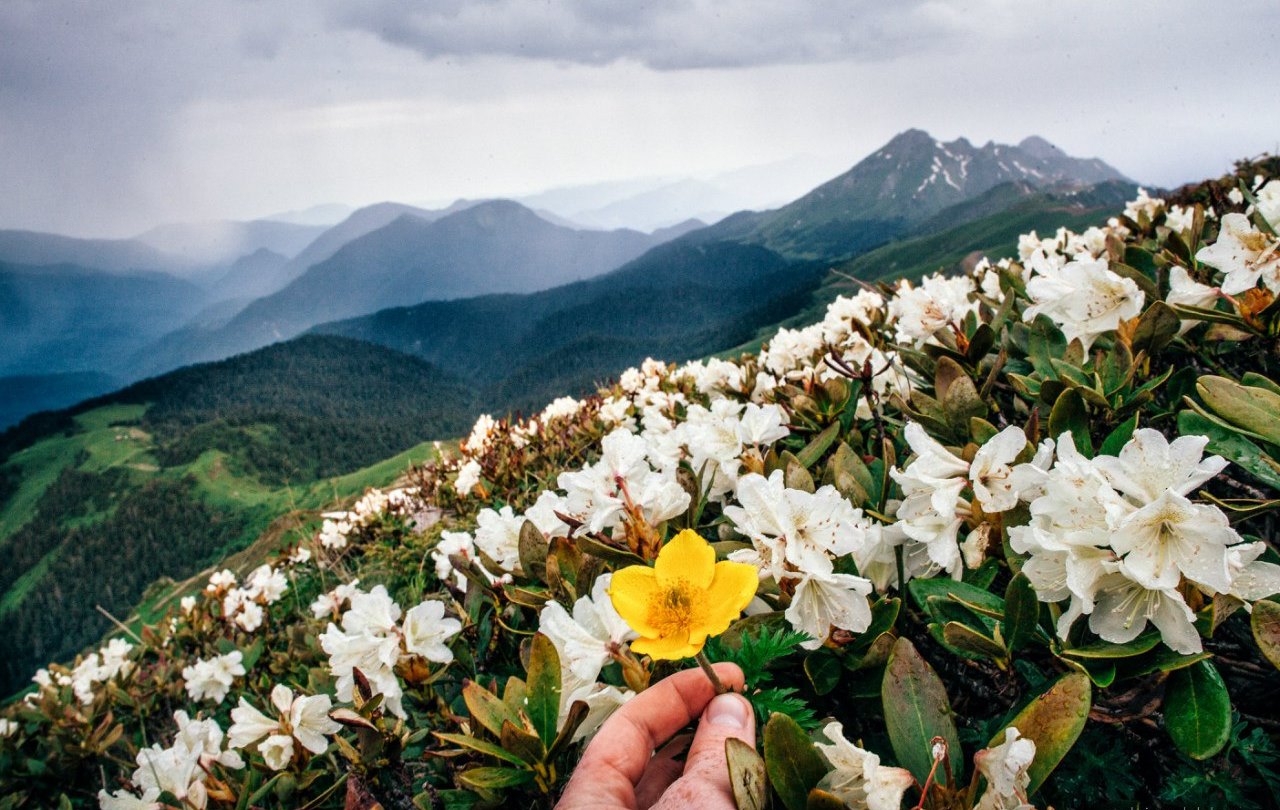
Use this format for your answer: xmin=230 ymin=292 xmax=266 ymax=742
xmin=1132 ymin=301 xmax=1181 ymax=356
xmin=1060 ymin=631 xmax=1161 ymax=659
xmin=1249 ymin=600 xmax=1280 ymax=671
xmin=1107 ymin=261 xmax=1158 ymax=300
xmin=525 ymin=633 xmax=562 ymax=748
xmin=500 ymin=719 xmax=544 ymax=764
xmin=1164 ymin=660 xmax=1231 ymax=760
xmin=726 ymin=737 xmax=767 ymax=810
xmin=575 ymin=533 xmax=645 ymax=567
xmin=994 ymin=672 xmax=1090 ymax=794
xmin=1002 ymin=573 xmax=1040 ymax=653
xmin=546 ymin=700 xmax=589 ymax=763
xmin=505 ymin=586 xmax=552 ymax=609
xmin=909 ymin=577 xmax=1005 ymax=615
xmin=1178 ymin=411 xmax=1280 ymax=490
xmin=1099 ymin=414 xmax=1139 ymax=457
xmin=970 ymin=416 xmax=1000 ymax=445
xmin=517 ymin=520 xmax=548 ymax=580
xmin=1048 ymin=388 xmax=1092 ymax=456
xmin=1116 ymin=648 xmax=1212 ymax=679
xmin=763 ymin=712 xmax=826 ymax=810
xmin=1241 ymin=371 xmax=1280 ymax=396
xmin=1197 ymin=375 xmax=1280 ymax=448
xmin=784 ymin=460 xmax=816 ymax=494
xmin=941 ymin=621 xmax=1006 ymax=662
xmin=457 ymin=766 xmax=534 ymax=791
xmin=882 ymin=637 xmax=963 ymax=784
xmin=796 ymin=421 xmax=841 ymax=470
xmin=434 ymin=732 xmax=527 ymax=767
xmin=943 ymin=373 xmax=986 ymax=436
xmin=462 ymin=681 xmax=521 ymax=738
xmin=803 ymin=650 xmax=842 ymax=696
xmin=827 ymin=442 xmax=871 ymax=507
xmin=965 ymin=323 xmax=997 ymax=363
xmin=934 ymin=356 xmax=966 ymax=401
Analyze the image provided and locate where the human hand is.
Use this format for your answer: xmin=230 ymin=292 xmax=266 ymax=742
xmin=557 ymin=662 xmax=754 ymax=809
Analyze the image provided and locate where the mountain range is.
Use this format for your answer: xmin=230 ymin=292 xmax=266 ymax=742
xmin=0 ymin=130 xmax=1129 ymax=428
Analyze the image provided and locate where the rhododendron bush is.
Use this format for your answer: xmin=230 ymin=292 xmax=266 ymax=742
xmin=4 ymin=160 xmax=1280 ymax=809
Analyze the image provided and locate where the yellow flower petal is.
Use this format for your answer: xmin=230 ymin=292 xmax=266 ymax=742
xmin=695 ymin=560 xmax=760 ymax=640
xmin=607 ymin=566 xmax=662 ymax=638
xmin=631 ymin=630 xmax=699 ymax=661
xmin=654 ymin=529 xmax=716 ymax=589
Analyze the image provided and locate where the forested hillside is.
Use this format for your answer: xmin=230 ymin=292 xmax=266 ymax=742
xmin=0 ymin=336 xmax=476 ymax=694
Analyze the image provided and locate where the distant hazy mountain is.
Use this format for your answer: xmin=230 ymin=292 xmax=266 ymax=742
xmin=264 ymin=203 xmax=357 ymax=227
xmin=0 ymin=261 xmax=207 ymax=377
xmin=0 ymin=229 xmax=185 ymax=275
xmin=137 ymin=200 xmax=699 ymax=375
xmin=136 ymin=219 xmax=328 ymax=266
xmin=206 ymin=248 xmax=290 ymax=301
xmin=522 ymin=155 xmax=851 ymax=232
xmin=312 ymin=238 xmax=824 ymax=414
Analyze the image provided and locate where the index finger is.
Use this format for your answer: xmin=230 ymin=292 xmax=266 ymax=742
xmin=569 ymin=662 xmax=744 ymax=788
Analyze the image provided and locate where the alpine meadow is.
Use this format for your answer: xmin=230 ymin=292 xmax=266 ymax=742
xmin=2 ymin=3 xmax=1280 ymax=809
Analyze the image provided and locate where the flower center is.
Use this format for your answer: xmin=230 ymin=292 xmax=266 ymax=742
xmin=647 ymin=580 xmax=702 ymax=638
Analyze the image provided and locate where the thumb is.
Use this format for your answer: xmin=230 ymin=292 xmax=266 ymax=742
xmin=653 ymin=692 xmax=756 ymax=809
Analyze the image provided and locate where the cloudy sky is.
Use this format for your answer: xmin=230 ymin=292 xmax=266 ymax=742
xmin=3 ymin=0 xmax=1277 ymax=237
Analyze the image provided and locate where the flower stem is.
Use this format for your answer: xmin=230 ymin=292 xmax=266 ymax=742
xmin=695 ymin=650 xmax=727 ymax=695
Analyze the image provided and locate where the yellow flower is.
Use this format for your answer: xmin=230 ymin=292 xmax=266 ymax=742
xmin=607 ymin=529 xmax=759 ymax=660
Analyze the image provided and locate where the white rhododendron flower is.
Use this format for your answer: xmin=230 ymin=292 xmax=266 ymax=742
xmin=887 ymin=273 xmax=979 ymax=347
xmin=816 ymin=721 xmax=915 ymax=810
xmin=539 ymin=573 xmax=637 ymax=682
xmin=454 ymin=459 xmax=483 ymax=496
xmin=474 ymin=505 xmax=526 ymax=573
xmin=1024 ymin=256 xmax=1144 ymax=350
xmin=320 ymin=586 xmax=461 ymax=718
xmin=1195 ymin=212 xmax=1280 ymax=294
xmin=228 ymin=685 xmax=340 ymax=770
xmin=975 ymin=727 xmax=1036 ymax=810
xmin=401 ymin=599 xmax=462 ymax=663
xmin=785 ymin=571 xmax=874 ymax=649
xmin=180 ymin=595 xmax=198 ymax=614
xmin=1165 ymin=265 xmax=1219 ymax=333
xmin=182 ymin=650 xmax=246 ymax=704
xmin=1256 ymin=179 xmax=1280 ymax=230
xmin=1124 ymin=187 xmax=1164 ymax=222
xmin=310 ymin=579 xmax=362 ymax=619
xmin=98 ymin=787 xmax=162 ymax=809
xmin=206 ymin=569 xmax=236 ymax=592
xmin=969 ymin=426 xmax=1028 ymax=513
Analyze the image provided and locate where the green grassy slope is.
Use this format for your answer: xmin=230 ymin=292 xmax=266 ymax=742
xmin=0 ymin=336 xmax=475 ymax=694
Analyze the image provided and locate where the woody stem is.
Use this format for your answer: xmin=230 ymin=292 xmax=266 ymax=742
xmin=695 ymin=650 xmax=727 ymax=695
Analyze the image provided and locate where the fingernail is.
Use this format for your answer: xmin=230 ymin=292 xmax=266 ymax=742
xmin=705 ymin=693 xmax=751 ymax=729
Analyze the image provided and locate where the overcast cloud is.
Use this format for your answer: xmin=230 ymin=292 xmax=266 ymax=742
xmin=1 ymin=0 xmax=1277 ymax=237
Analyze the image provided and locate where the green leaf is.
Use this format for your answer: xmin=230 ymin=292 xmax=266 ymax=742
xmin=525 ymin=633 xmax=562 ymax=749
xmin=457 ymin=766 xmax=534 ymax=791
xmin=1197 ymin=375 xmax=1280 ymax=447
xmin=803 ymin=650 xmax=842 ymax=696
xmin=994 ymin=672 xmax=1091 ymax=794
xmin=517 ymin=520 xmax=548 ymax=580
xmin=796 ymin=421 xmax=841 ymax=469
xmin=1099 ymin=414 xmax=1138 ymax=457
xmin=462 ymin=681 xmax=522 ymax=738
xmin=1164 ymin=660 xmax=1232 ymax=760
xmin=1108 ymin=261 xmax=1159 ymax=300
xmin=1250 ymin=599 xmax=1280 ymax=671
xmin=1131 ymin=300 xmax=1181 ymax=355
xmin=1048 ymin=388 xmax=1091 ymax=456
xmin=908 ymin=577 xmax=1005 ymax=615
xmin=726 ymin=737 xmax=768 ymax=810
xmin=433 ymin=732 xmax=528 ymax=767
xmin=546 ymin=700 xmax=589 ymax=763
xmin=881 ymin=637 xmax=963 ymax=785
xmin=763 ymin=712 xmax=827 ymax=810
xmin=1002 ymin=573 xmax=1040 ymax=652
xmin=785 ymin=460 xmax=816 ymax=493
xmin=1178 ymin=410 xmax=1280 ymax=490
xmin=941 ymin=622 xmax=1006 ymax=661
xmin=1060 ymin=631 xmax=1161 ymax=659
